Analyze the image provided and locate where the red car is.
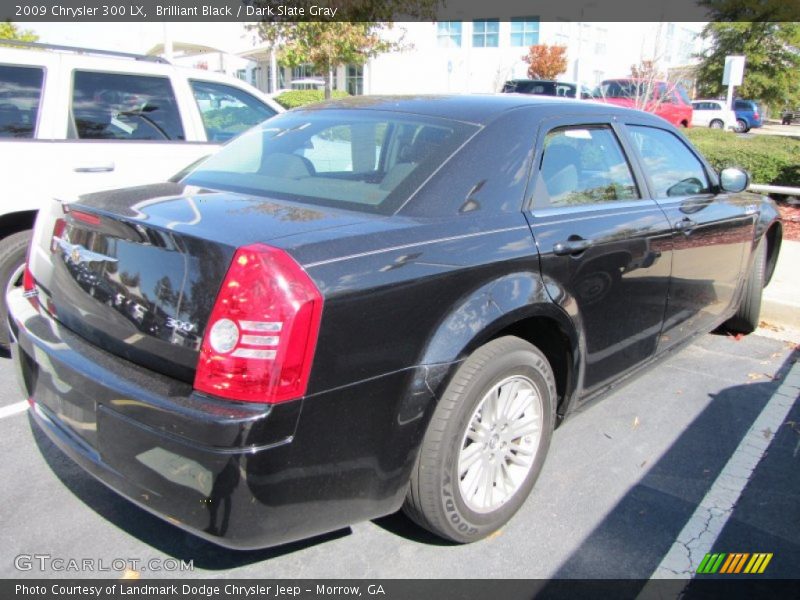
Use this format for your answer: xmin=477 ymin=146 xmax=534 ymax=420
xmin=592 ymin=79 xmax=693 ymax=128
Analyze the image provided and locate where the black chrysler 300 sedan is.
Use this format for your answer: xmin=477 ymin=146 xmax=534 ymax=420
xmin=9 ymin=95 xmax=782 ymax=549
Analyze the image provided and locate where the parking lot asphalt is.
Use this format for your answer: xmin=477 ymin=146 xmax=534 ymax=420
xmin=0 ymin=332 xmax=798 ymax=581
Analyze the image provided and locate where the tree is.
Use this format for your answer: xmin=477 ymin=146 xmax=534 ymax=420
xmin=258 ymin=22 xmax=393 ymax=99
xmin=523 ymin=45 xmax=567 ymax=80
xmin=625 ymin=60 xmax=666 ymax=112
xmin=254 ymin=1 xmax=438 ymax=99
xmin=630 ymin=60 xmax=662 ymax=81
xmin=0 ymin=21 xmax=39 ymax=43
xmin=695 ymin=17 xmax=800 ymax=108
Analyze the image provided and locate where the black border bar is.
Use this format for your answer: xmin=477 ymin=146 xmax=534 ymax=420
xmin=2 ymin=0 xmax=800 ymax=23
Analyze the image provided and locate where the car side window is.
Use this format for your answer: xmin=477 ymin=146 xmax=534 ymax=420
xmin=71 ymin=71 xmax=185 ymax=141
xmin=0 ymin=65 xmax=44 ymax=139
xmin=190 ymin=80 xmax=277 ymax=142
xmin=628 ymin=125 xmax=710 ymax=198
xmin=534 ymin=125 xmax=639 ymax=208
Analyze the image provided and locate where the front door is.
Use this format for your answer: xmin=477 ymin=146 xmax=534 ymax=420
xmin=623 ymin=124 xmax=753 ymax=351
xmin=525 ymin=119 xmax=673 ymax=395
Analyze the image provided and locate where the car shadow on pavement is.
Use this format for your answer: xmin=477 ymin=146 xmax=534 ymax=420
xmin=370 ymin=512 xmax=459 ymax=547
xmin=543 ymin=347 xmax=799 ymax=583
xmin=29 ymin=416 xmax=352 ymax=570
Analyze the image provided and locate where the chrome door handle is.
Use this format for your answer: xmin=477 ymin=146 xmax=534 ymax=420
xmin=674 ymin=218 xmax=696 ymax=233
xmin=553 ymin=238 xmax=593 ymax=256
xmin=74 ymin=163 xmax=115 ymax=173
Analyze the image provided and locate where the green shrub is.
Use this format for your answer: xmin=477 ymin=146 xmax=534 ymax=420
xmin=273 ymin=90 xmax=350 ymax=109
xmin=684 ymin=128 xmax=800 ymax=187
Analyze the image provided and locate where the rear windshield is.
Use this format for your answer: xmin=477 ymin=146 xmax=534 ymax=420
xmin=734 ymin=100 xmax=756 ymax=110
xmin=183 ymin=109 xmax=477 ymax=215
xmin=503 ymin=80 xmax=576 ymax=97
xmin=596 ymin=80 xmax=645 ymax=98
xmin=596 ymin=80 xmax=690 ymax=104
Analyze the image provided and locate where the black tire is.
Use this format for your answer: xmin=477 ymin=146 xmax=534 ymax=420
xmin=726 ymin=240 xmax=766 ymax=334
xmin=403 ymin=336 xmax=556 ymax=543
xmin=710 ymin=119 xmax=724 ymax=129
xmin=736 ymin=118 xmax=749 ymax=133
xmin=0 ymin=230 xmax=32 ymax=347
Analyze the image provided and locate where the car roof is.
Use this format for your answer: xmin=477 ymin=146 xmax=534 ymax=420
xmin=0 ymin=44 xmax=283 ymax=112
xmin=294 ymin=94 xmax=655 ymax=126
xmin=506 ymin=79 xmax=558 ymax=83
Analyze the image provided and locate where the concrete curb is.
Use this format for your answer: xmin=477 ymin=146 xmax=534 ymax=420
xmin=760 ymin=239 xmax=799 ymax=333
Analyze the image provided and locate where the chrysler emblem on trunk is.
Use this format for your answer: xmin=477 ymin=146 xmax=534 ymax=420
xmin=54 ymin=237 xmax=118 ymax=265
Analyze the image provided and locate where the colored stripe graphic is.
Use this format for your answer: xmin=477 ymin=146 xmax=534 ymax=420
xmin=697 ymin=553 xmax=726 ymax=574
xmin=697 ymin=552 xmax=773 ymax=574
xmin=744 ymin=553 xmax=774 ymax=574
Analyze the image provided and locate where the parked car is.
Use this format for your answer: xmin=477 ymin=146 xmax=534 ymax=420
xmin=592 ymin=78 xmax=693 ymax=128
xmin=9 ymin=95 xmax=782 ymax=550
xmin=781 ymin=107 xmax=800 ymax=125
xmin=0 ymin=41 xmax=283 ymax=346
xmin=733 ymin=99 xmax=763 ymax=132
xmin=502 ymin=79 xmax=592 ymax=99
xmin=691 ymin=99 xmax=737 ymax=130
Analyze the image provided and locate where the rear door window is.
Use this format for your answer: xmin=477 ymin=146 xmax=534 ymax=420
xmin=628 ymin=125 xmax=710 ymax=197
xmin=534 ymin=125 xmax=640 ymax=208
xmin=71 ymin=71 xmax=185 ymax=141
xmin=190 ymin=80 xmax=277 ymax=142
xmin=0 ymin=65 xmax=44 ymax=138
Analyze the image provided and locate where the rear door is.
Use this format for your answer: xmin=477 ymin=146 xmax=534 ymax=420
xmin=1 ymin=51 xmax=60 ymax=216
xmin=623 ymin=123 xmax=753 ymax=351
xmin=525 ymin=116 xmax=673 ymax=395
xmin=55 ymin=66 xmax=216 ymax=195
xmin=692 ymin=102 xmax=710 ymax=127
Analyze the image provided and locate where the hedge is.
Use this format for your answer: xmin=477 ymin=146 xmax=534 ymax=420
xmin=684 ymin=128 xmax=800 ymax=187
xmin=273 ymin=90 xmax=350 ymax=109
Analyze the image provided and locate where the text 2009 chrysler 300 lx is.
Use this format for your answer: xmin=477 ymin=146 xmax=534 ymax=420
xmin=9 ymin=96 xmax=782 ymax=549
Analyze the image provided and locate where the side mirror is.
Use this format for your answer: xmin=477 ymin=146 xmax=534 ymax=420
xmin=719 ymin=167 xmax=749 ymax=193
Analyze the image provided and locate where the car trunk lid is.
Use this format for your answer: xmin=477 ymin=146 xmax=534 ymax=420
xmin=27 ymin=183 xmax=366 ymax=383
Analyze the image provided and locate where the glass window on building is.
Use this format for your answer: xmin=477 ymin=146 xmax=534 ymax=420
xmin=472 ymin=20 xmax=499 ymax=47
xmin=437 ymin=22 xmax=463 ymax=48
xmin=511 ymin=17 xmax=540 ymax=47
xmin=290 ymin=64 xmax=322 ymax=90
xmin=346 ymin=65 xmax=364 ymax=96
xmin=250 ymin=66 xmax=261 ymax=88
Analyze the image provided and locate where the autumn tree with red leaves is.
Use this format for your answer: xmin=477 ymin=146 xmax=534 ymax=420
xmin=523 ymin=45 xmax=568 ymax=80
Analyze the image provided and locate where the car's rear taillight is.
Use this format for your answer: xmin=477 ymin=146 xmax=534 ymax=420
xmin=193 ymin=243 xmax=323 ymax=404
xmin=22 ymin=265 xmax=35 ymax=294
xmin=22 ymin=264 xmax=38 ymax=309
xmin=753 ymin=112 xmax=760 ymax=120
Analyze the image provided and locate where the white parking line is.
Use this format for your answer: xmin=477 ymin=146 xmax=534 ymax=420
xmin=0 ymin=400 xmax=29 ymax=420
xmin=649 ymin=361 xmax=800 ymax=579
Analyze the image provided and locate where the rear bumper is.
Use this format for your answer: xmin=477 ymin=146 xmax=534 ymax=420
xmin=8 ymin=289 xmax=434 ymax=550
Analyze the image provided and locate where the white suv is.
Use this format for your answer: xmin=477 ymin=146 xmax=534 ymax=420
xmin=690 ymin=100 xmax=737 ymax=131
xmin=0 ymin=42 xmax=283 ymax=345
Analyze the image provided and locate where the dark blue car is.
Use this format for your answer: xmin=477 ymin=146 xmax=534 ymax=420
xmin=733 ymin=99 xmax=763 ymax=132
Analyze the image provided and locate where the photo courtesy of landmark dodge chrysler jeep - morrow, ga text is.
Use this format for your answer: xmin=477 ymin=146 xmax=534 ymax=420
xmin=0 ymin=41 xmax=283 ymax=347
xmin=8 ymin=95 xmax=782 ymax=549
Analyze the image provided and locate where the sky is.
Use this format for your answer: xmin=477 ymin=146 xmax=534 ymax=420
xmin=17 ymin=22 xmax=259 ymax=54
